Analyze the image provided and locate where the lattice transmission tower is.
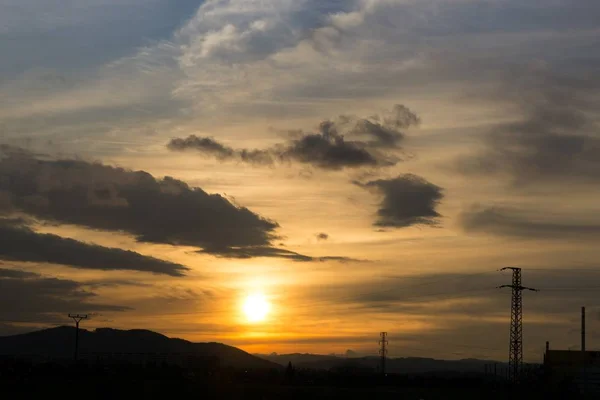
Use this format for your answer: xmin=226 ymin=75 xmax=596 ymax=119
xmin=498 ymin=267 xmax=538 ymax=382
xmin=379 ymin=332 xmax=388 ymax=375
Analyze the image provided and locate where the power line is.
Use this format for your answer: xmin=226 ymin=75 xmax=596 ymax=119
xmin=526 ymin=268 xmax=600 ymax=273
xmin=538 ymin=287 xmax=600 ymax=291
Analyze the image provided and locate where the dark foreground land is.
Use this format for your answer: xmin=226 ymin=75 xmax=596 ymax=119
xmin=0 ymin=328 xmax=588 ymax=399
xmin=0 ymin=359 xmax=583 ymax=400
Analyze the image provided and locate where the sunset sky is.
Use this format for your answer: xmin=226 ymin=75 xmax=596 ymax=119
xmin=2 ymin=0 xmax=600 ymax=362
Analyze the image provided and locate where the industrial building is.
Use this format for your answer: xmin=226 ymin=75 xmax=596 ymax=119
xmin=543 ymin=307 xmax=600 ymax=395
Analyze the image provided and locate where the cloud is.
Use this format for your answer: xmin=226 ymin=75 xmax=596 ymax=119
xmin=356 ymin=174 xmax=443 ymax=228
xmin=167 ymin=136 xmax=275 ymax=165
xmin=283 ymin=121 xmax=384 ymax=170
xmin=0 ymin=267 xmax=128 ymax=326
xmin=316 ymin=232 xmax=329 ymax=241
xmin=350 ymin=104 xmax=420 ymax=148
xmin=459 ymin=206 xmax=600 ymax=239
xmin=0 ymin=267 xmax=38 ymax=279
xmin=167 ymin=104 xmax=418 ymax=170
xmin=457 ymin=69 xmax=600 ymax=185
xmin=0 ymin=149 xmax=353 ymax=262
xmin=0 ymin=150 xmax=279 ymax=252
xmin=298 ymin=267 xmax=600 ymax=322
xmin=0 ymin=219 xmax=188 ymax=276
xmin=200 ymin=245 xmax=360 ymax=263
xmin=276 ymin=266 xmax=600 ymax=359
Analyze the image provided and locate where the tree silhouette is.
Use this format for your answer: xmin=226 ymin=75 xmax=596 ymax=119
xmin=285 ymin=361 xmax=295 ymax=382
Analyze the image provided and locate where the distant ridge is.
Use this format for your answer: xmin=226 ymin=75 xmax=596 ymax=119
xmin=0 ymin=326 xmax=280 ymax=370
xmin=256 ymin=353 xmax=507 ymax=375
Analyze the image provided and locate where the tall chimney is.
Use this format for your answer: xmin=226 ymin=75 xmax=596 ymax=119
xmin=582 ymin=306 xmax=586 ymax=353
xmin=582 ymin=306 xmax=587 ymax=395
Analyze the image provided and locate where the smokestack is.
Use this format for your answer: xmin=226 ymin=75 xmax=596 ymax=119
xmin=582 ymin=306 xmax=586 ymax=353
xmin=582 ymin=306 xmax=587 ymax=395
xmin=546 ymin=341 xmax=549 ymax=352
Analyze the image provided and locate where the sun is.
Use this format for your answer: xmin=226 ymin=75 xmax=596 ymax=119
xmin=242 ymin=293 xmax=270 ymax=323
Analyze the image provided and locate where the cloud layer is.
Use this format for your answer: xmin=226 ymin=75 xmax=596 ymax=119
xmin=458 ymin=70 xmax=600 ymax=185
xmin=0 ymin=267 xmax=127 ymax=326
xmin=459 ymin=206 xmax=600 ymax=239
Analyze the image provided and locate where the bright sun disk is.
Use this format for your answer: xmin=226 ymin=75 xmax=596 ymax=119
xmin=242 ymin=293 xmax=270 ymax=323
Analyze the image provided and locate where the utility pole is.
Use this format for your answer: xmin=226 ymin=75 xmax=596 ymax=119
xmin=498 ymin=267 xmax=538 ymax=383
xmin=68 ymin=314 xmax=88 ymax=362
xmin=379 ymin=332 xmax=388 ymax=376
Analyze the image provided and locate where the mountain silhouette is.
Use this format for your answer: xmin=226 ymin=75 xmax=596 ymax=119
xmin=0 ymin=326 xmax=279 ymax=370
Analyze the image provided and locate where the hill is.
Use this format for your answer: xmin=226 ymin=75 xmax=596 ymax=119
xmin=256 ymin=353 xmax=505 ymax=375
xmin=0 ymin=326 xmax=279 ymax=370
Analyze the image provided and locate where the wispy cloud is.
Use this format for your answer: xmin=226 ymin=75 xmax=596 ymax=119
xmin=459 ymin=206 xmax=600 ymax=239
xmin=457 ymin=68 xmax=600 ymax=186
xmin=0 ymin=267 xmax=128 ymax=327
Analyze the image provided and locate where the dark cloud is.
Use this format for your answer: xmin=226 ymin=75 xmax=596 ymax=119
xmin=167 ymin=136 xmax=274 ymax=165
xmin=458 ymin=71 xmax=600 ymax=185
xmin=352 ymin=119 xmax=403 ymax=148
xmin=167 ymin=104 xmax=419 ymax=170
xmin=0 ymin=219 xmax=188 ymax=276
xmin=0 ymin=268 xmax=38 ymax=279
xmin=0 ymin=151 xmax=279 ymax=253
xmin=316 ymin=232 xmax=329 ymax=241
xmin=356 ymin=174 xmax=443 ymax=228
xmin=282 ymin=120 xmax=384 ymax=169
xmin=0 ymin=267 xmax=128 ymax=326
xmin=351 ymin=104 xmax=420 ymax=147
xmin=200 ymin=245 xmax=361 ymax=263
xmin=0 ymin=150 xmax=354 ymax=262
xmin=459 ymin=206 xmax=600 ymax=239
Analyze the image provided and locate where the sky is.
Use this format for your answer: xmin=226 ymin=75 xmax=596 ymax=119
xmin=1 ymin=0 xmax=600 ymax=362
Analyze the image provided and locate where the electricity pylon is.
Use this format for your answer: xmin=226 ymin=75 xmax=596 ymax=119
xmin=379 ymin=332 xmax=388 ymax=376
xmin=498 ymin=267 xmax=538 ymax=382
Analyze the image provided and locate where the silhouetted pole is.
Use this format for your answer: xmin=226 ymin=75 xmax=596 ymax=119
xmin=379 ymin=332 xmax=388 ymax=376
xmin=68 ymin=314 xmax=88 ymax=361
xmin=498 ymin=267 xmax=538 ymax=383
